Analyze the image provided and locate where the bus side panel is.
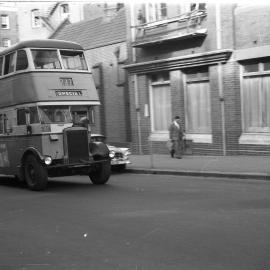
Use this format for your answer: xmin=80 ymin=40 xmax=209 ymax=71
xmin=41 ymin=134 xmax=64 ymax=160
xmin=0 ymin=135 xmax=43 ymax=176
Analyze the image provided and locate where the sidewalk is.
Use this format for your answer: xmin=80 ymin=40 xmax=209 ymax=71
xmin=126 ymin=154 xmax=270 ymax=180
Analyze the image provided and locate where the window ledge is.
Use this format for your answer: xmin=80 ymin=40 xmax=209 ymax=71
xmin=239 ymin=133 xmax=270 ymax=145
xmin=185 ymin=133 xmax=212 ymax=143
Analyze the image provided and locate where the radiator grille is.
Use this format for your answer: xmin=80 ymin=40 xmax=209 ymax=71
xmin=65 ymin=128 xmax=89 ymax=164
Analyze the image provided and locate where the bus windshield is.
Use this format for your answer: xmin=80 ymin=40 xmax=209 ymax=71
xmin=60 ymin=50 xmax=88 ymax=70
xmin=31 ymin=49 xmax=88 ymax=71
xmin=39 ymin=106 xmax=72 ymax=124
xmin=32 ymin=50 xmax=61 ymax=70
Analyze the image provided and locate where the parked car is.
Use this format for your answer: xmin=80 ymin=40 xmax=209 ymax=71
xmin=90 ymin=134 xmax=131 ymax=171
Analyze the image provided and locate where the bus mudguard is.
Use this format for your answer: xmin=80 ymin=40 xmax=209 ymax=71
xmin=21 ymin=147 xmax=45 ymax=164
xmin=89 ymin=142 xmax=110 ymax=161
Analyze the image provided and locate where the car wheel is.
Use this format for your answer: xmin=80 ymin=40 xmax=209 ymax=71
xmin=24 ymin=154 xmax=48 ymax=191
xmin=89 ymin=160 xmax=111 ymax=185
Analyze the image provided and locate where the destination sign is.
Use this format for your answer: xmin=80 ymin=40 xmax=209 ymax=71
xmin=55 ymin=90 xmax=83 ymax=96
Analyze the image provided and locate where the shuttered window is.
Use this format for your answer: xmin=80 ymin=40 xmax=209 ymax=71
xmin=185 ymin=67 xmax=211 ymax=134
xmin=242 ymin=59 xmax=270 ymax=132
xmin=149 ymin=72 xmax=171 ymax=132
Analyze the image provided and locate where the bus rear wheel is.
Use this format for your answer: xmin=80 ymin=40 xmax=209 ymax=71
xmin=24 ymin=154 xmax=48 ymax=191
xmin=89 ymin=160 xmax=111 ymax=185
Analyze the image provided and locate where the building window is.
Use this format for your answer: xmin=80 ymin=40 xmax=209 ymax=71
xmin=61 ymin=3 xmax=69 ymax=13
xmin=1 ymin=15 xmax=9 ymax=29
xmin=190 ymin=3 xmax=206 ymax=11
xmin=31 ymin=9 xmax=41 ymax=28
xmin=145 ymin=2 xmax=167 ymax=22
xmin=242 ymin=58 xmax=270 ymax=132
xmin=184 ymin=67 xmax=211 ymax=134
xmin=149 ymin=72 xmax=171 ymax=132
xmin=2 ymin=39 xmax=11 ymax=47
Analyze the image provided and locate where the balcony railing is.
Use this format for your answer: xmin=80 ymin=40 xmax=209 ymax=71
xmin=132 ymin=9 xmax=207 ymax=48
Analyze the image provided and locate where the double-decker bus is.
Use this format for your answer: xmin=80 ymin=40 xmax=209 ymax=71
xmin=0 ymin=39 xmax=112 ymax=190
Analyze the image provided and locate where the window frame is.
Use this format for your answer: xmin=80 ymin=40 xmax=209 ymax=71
xmin=2 ymin=38 xmax=11 ymax=48
xmin=31 ymin=9 xmax=41 ymax=28
xmin=184 ymin=67 xmax=212 ymax=135
xmin=61 ymin=3 xmax=69 ymax=14
xmin=240 ymin=59 xmax=270 ymax=133
xmin=149 ymin=72 xmax=171 ymax=135
xmin=145 ymin=2 xmax=168 ymax=22
xmin=1 ymin=14 xmax=9 ymax=29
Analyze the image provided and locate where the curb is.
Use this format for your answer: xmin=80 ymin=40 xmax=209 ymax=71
xmin=125 ymin=168 xmax=270 ymax=181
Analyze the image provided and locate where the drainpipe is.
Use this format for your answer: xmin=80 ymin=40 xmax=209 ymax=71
xmin=129 ymin=3 xmax=143 ymax=154
xmin=216 ymin=3 xmax=226 ymax=156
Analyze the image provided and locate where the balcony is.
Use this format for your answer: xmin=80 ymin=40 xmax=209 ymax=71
xmin=132 ymin=9 xmax=207 ymax=48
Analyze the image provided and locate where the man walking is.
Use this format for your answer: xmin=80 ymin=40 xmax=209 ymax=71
xmin=169 ymin=116 xmax=184 ymax=159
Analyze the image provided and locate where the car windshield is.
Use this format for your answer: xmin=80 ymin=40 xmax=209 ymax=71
xmin=31 ymin=49 xmax=61 ymax=69
xmin=39 ymin=106 xmax=72 ymax=124
xmin=60 ymin=50 xmax=88 ymax=70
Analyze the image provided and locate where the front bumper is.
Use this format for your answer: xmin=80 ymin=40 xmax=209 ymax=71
xmin=111 ymin=158 xmax=131 ymax=166
xmin=47 ymin=159 xmax=109 ymax=177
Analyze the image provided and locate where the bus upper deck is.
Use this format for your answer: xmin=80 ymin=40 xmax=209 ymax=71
xmin=0 ymin=39 xmax=99 ymax=107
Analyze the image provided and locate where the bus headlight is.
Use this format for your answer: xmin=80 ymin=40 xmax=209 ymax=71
xmin=109 ymin=150 xmax=115 ymax=159
xmin=44 ymin=156 xmax=52 ymax=165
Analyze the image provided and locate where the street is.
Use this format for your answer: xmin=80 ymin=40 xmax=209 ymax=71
xmin=0 ymin=173 xmax=270 ymax=270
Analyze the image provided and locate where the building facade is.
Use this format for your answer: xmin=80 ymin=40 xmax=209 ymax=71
xmin=125 ymin=3 xmax=270 ymax=156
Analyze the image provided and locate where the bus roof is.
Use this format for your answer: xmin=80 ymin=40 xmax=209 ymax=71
xmin=0 ymin=39 xmax=84 ymax=55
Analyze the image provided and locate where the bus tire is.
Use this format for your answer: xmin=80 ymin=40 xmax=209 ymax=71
xmin=24 ymin=154 xmax=48 ymax=191
xmin=89 ymin=160 xmax=111 ymax=185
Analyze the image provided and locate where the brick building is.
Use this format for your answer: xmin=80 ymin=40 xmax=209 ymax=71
xmin=0 ymin=3 xmax=18 ymax=49
xmin=125 ymin=3 xmax=270 ymax=156
xmin=51 ymin=7 xmax=131 ymax=146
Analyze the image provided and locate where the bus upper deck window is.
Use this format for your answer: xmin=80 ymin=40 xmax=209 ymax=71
xmin=4 ymin=52 xmax=15 ymax=75
xmin=31 ymin=49 xmax=61 ymax=70
xmin=16 ymin=50 xmax=28 ymax=71
xmin=60 ymin=50 xmax=88 ymax=70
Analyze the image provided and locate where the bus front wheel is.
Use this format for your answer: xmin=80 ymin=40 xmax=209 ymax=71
xmin=24 ymin=154 xmax=48 ymax=191
xmin=89 ymin=160 xmax=111 ymax=185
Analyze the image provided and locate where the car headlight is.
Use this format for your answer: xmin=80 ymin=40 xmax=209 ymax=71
xmin=109 ymin=150 xmax=115 ymax=159
xmin=44 ymin=156 xmax=52 ymax=165
xmin=124 ymin=149 xmax=131 ymax=156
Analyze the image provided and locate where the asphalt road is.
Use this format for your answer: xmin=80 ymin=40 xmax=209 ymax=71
xmin=0 ymin=173 xmax=270 ymax=270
